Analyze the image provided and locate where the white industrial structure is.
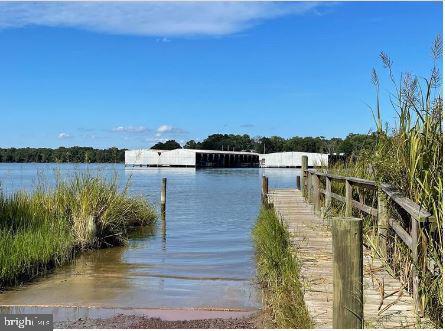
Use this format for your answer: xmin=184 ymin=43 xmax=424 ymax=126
xmin=125 ymin=149 xmax=329 ymax=168
xmin=259 ymin=152 xmax=328 ymax=168
xmin=125 ymin=149 xmax=259 ymax=168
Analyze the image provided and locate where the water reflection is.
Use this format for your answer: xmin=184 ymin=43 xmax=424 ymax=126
xmin=0 ymin=164 xmax=301 ymax=311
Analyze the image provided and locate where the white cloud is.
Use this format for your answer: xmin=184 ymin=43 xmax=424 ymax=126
xmin=112 ymin=125 xmax=148 ymax=133
xmin=156 ymin=124 xmax=188 ymax=135
xmin=0 ymin=2 xmax=324 ymax=37
xmin=156 ymin=124 xmax=173 ymax=134
xmin=58 ymin=132 xmax=71 ymax=139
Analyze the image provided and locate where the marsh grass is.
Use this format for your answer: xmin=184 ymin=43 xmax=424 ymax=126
xmin=0 ymin=172 xmax=156 ymax=288
xmin=327 ymin=37 xmax=443 ymax=326
xmin=252 ymin=206 xmax=312 ymax=328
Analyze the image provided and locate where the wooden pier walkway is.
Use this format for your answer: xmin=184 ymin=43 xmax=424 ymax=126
xmin=267 ymin=188 xmax=433 ymax=329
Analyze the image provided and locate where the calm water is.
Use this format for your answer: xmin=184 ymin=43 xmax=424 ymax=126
xmin=0 ymin=164 xmax=300 ymax=318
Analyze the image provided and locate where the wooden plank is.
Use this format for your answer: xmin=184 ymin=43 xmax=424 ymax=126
xmin=307 ymin=169 xmax=327 ymax=177
xmin=331 ymin=192 xmax=345 ymax=203
xmin=326 ymin=173 xmax=346 ymax=181
xmin=268 ymin=188 xmax=433 ymax=329
xmin=352 ymin=199 xmax=378 ymax=217
xmin=346 ymin=176 xmax=376 ymax=187
xmin=381 ymin=184 xmax=431 ymax=221
xmin=308 ymin=175 xmax=431 ymax=221
xmin=388 ymin=218 xmax=413 ymax=247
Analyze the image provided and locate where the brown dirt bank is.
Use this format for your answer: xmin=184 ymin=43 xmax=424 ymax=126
xmin=55 ymin=314 xmax=260 ymax=329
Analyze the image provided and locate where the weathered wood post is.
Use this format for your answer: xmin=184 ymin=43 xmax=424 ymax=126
xmin=325 ymin=176 xmax=332 ymax=209
xmin=161 ymin=177 xmax=167 ymax=216
xmin=301 ymin=156 xmax=308 ymax=199
xmin=307 ymin=172 xmax=313 ymax=204
xmin=262 ymin=175 xmax=269 ymax=205
xmin=313 ymin=173 xmax=320 ymax=215
xmin=345 ymin=179 xmax=352 ymax=217
xmin=296 ymin=175 xmax=301 ymax=190
xmin=410 ymin=216 xmax=419 ymax=315
xmin=377 ymin=190 xmax=389 ymax=259
xmin=332 ymin=217 xmax=364 ymax=329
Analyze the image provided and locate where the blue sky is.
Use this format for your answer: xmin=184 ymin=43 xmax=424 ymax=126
xmin=0 ymin=1 xmax=442 ymax=149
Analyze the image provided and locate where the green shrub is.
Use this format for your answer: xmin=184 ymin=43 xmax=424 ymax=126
xmin=252 ymin=206 xmax=312 ymax=328
xmin=0 ymin=173 xmax=156 ymax=288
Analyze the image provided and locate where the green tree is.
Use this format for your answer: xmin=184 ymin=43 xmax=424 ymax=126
xmin=151 ymin=140 xmax=182 ymax=150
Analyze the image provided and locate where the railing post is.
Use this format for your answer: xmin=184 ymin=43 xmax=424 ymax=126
xmin=161 ymin=177 xmax=167 ymax=216
xmin=325 ymin=176 xmax=332 ymax=210
xmin=296 ymin=175 xmax=301 ymax=190
xmin=307 ymin=172 xmax=313 ymax=204
xmin=301 ymin=156 xmax=308 ymax=198
xmin=313 ymin=174 xmax=320 ymax=215
xmin=333 ymin=217 xmax=364 ymax=329
xmin=262 ymin=175 xmax=269 ymax=205
xmin=377 ymin=190 xmax=389 ymax=259
xmin=345 ymin=179 xmax=352 ymax=216
xmin=411 ymin=216 xmax=420 ymax=316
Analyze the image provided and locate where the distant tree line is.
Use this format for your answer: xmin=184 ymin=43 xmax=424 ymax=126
xmin=154 ymin=133 xmax=377 ymax=156
xmin=0 ymin=147 xmax=125 ymax=163
xmin=0 ymin=133 xmax=376 ymax=163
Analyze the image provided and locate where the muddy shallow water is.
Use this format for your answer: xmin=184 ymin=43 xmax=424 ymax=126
xmin=0 ymin=164 xmax=300 ymax=320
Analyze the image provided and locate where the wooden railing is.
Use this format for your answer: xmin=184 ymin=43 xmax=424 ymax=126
xmin=300 ymin=156 xmax=433 ymax=315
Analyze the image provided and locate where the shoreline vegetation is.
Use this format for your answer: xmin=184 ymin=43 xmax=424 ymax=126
xmin=0 ymin=132 xmax=374 ymax=163
xmin=252 ymin=206 xmax=312 ymax=328
xmin=326 ymin=41 xmax=443 ymax=326
xmin=0 ymin=173 xmax=157 ymax=289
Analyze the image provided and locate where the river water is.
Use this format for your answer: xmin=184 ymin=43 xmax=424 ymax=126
xmin=0 ymin=163 xmax=300 ymax=320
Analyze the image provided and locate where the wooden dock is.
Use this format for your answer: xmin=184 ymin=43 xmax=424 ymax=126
xmin=268 ymin=189 xmax=433 ymax=329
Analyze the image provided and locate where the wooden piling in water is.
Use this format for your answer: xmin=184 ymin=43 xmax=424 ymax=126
xmin=262 ymin=175 xmax=269 ymax=204
xmin=161 ymin=177 xmax=167 ymax=216
xmin=332 ymin=217 xmax=364 ymax=329
xmin=301 ymin=156 xmax=308 ymax=198
xmin=296 ymin=175 xmax=301 ymax=190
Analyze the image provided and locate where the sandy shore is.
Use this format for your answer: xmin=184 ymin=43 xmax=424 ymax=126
xmin=55 ymin=314 xmax=259 ymax=329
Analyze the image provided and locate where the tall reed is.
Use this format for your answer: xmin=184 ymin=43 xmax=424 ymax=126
xmin=329 ymin=36 xmax=443 ymax=325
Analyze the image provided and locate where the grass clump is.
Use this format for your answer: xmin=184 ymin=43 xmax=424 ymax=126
xmin=252 ymin=206 xmax=312 ymax=328
xmin=0 ymin=173 xmax=156 ymax=288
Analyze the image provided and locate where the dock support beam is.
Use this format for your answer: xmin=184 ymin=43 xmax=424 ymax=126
xmin=332 ymin=217 xmax=364 ymax=329
xmin=296 ymin=175 xmax=301 ymax=190
xmin=301 ymin=156 xmax=308 ymax=199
